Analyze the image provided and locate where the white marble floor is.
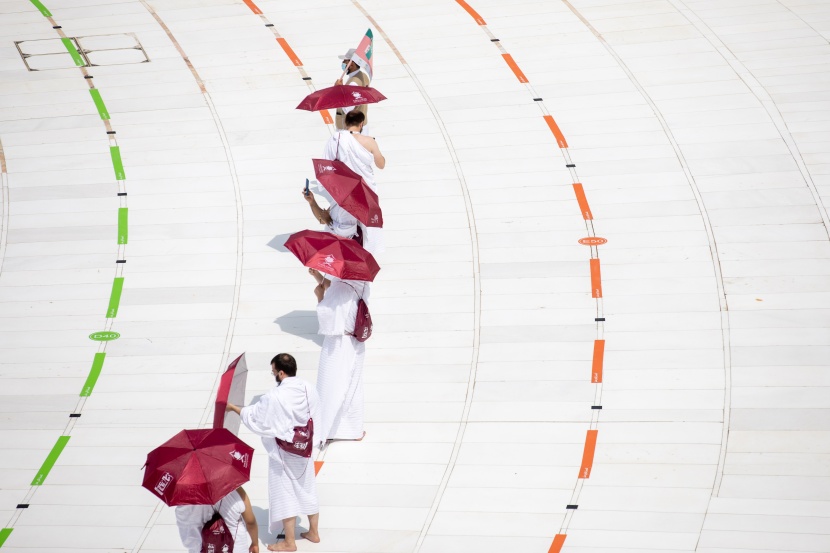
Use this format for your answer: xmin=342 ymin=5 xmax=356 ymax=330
xmin=1 ymin=0 xmax=829 ymax=552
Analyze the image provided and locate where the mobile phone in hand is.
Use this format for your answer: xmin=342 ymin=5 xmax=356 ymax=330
xmin=304 ymin=178 xmax=310 ymax=196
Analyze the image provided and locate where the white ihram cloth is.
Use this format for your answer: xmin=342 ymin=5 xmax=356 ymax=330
xmin=175 ymin=489 xmax=251 ymax=553
xmin=327 ymin=202 xmax=359 ymax=240
xmin=323 ymin=131 xmax=385 ymax=254
xmin=240 ymin=377 xmax=320 ymax=532
xmin=316 ymin=279 xmax=369 ymax=445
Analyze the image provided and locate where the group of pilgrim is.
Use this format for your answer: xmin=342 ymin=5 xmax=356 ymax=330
xmin=174 ymin=46 xmax=385 ymax=553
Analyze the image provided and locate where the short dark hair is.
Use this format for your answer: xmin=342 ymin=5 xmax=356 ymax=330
xmin=345 ymin=110 xmax=365 ymax=127
xmin=271 ymin=353 xmax=297 ymax=377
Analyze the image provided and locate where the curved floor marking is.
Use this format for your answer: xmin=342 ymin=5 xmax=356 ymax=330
xmin=452 ymin=1 xmax=613 ymax=550
xmin=125 ymin=2 xmax=248 ymax=549
xmin=347 ymin=3 xmax=484 ymax=551
xmin=559 ymin=0 xmax=733 ymax=549
xmin=238 ymin=0 xmax=334 ymax=126
xmin=0 ymin=1 xmax=132 ymax=546
xmin=670 ymin=0 xmax=830 ymax=238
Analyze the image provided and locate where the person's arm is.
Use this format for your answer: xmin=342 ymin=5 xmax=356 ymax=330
xmin=237 ymin=487 xmax=259 ymax=553
xmin=226 ymin=403 xmax=241 ymax=415
xmin=371 ymin=139 xmax=385 ymax=169
xmin=303 ymin=189 xmax=332 ymax=225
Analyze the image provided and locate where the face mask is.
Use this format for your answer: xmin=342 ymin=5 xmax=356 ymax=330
xmin=341 ymin=62 xmax=347 ymax=71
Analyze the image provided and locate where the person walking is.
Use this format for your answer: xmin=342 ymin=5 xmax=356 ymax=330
xmin=308 ymin=269 xmax=369 ymax=445
xmin=323 ymin=111 xmax=385 ymax=253
xmin=334 ymin=48 xmax=371 ymax=130
xmin=226 ymin=354 xmax=320 ymax=552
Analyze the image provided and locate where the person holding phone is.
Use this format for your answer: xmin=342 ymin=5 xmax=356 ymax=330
xmin=302 ymin=185 xmax=361 ymax=245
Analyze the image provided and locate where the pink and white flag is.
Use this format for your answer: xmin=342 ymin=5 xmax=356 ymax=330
xmin=351 ymin=28 xmax=374 ymax=81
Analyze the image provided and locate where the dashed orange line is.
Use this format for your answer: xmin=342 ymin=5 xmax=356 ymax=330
xmin=276 ymin=37 xmax=303 ymax=66
xmin=579 ymin=430 xmax=598 ymax=479
xmin=591 ymin=339 xmax=605 ymax=384
xmin=548 ymin=534 xmax=567 ymax=553
xmin=314 ymin=461 xmax=324 ymax=475
xmin=455 ymin=0 xmax=486 ymax=25
xmin=543 ymin=115 xmax=568 ymax=148
xmin=320 ymin=110 xmax=333 ymax=125
xmin=241 ymin=0 xmax=262 ymax=14
xmin=572 ymin=183 xmax=593 ymax=220
xmin=501 ymin=53 xmax=528 ymax=83
xmin=590 ymin=258 xmax=602 ymax=298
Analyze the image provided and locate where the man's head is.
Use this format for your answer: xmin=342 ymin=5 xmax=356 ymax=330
xmin=271 ymin=353 xmax=297 ymax=382
xmin=338 ymin=49 xmax=359 ymax=73
xmin=344 ymin=110 xmax=365 ymax=130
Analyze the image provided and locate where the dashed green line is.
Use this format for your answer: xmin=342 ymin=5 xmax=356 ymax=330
xmin=80 ymin=352 xmax=106 ymax=397
xmin=117 ymin=207 xmax=128 ymax=244
xmin=60 ymin=38 xmax=84 ymax=67
xmin=27 ymin=0 xmax=50 ymax=16
xmin=31 ymin=436 xmax=70 ymax=486
xmin=0 ymin=528 xmax=12 ymax=548
xmin=89 ymin=89 xmax=110 ymax=120
xmin=106 ymin=277 xmax=124 ymax=318
xmin=110 ymin=146 xmax=125 ymax=180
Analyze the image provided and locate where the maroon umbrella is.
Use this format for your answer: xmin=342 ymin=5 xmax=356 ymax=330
xmin=213 ymin=353 xmax=249 ymax=435
xmin=285 ymin=229 xmax=380 ymax=281
xmin=297 ymin=84 xmax=387 ymax=112
xmin=313 ymin=158 xmax=382 ymax=228
xmin=142 ymin=428 xmax=253 ymax=506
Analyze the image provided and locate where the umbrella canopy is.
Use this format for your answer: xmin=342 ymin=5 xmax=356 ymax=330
xmin=313 ymin=158 xmax=382 ymax=228
xmin=213 ymin=353 xmax=249 ymax=435
xmin=142 ymin=428 xmax=253 ymax=506
xmin=296 ymin=85 xmax=386 ymax=112
xmin=284 ymin=229 xmax=380 ymax=281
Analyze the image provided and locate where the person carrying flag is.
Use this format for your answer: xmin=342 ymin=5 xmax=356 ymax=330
xmin=334 ymin=29 xmax=374 ymax=130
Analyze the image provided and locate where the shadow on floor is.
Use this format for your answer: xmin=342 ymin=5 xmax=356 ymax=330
xmin=274 ymin=310 xmax=323 ymax=346
xmin=267 ymin=233 xmax=293 ymax=252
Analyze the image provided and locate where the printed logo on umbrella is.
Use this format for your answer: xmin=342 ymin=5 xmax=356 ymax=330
xmin=154 ymin=472 xmax=174 ymax=495
xmin=229 ymin=450 xmax=250 ymax=468
xmin=319 ymin=254 xmax=336 ymax=271
xmin=370 ymin=214 xmax=379 ymax=224
xmin=351 ymin=91 xmax=365 ymax=102
xmin=317 ymin=163 xmax=335 ymax=172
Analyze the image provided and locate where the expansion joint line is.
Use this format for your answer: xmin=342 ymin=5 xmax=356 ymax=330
xmin=560 ymin=1 xmax=733 ymax=551
xmin=670 ymin=0 xmax=830 ymax=238
xmin=343 ymin=2 xmax=499 ymax=551
xmin=0 ymin=2 xmax=130 ymax=548
xmin=454 ymin=1 xmax=607 ymax=551
xmin=0 ymin=137 xmax=8 ymax=278
xmin=126 ymin=1 xmax=248 ymax=550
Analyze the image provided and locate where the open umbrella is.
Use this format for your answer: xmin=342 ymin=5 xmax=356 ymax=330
xmin=313 ymin=158 xmax=382 ymax=228
xmin=284 ymin=229 xmax=380 ymax=281
xmin=296 ymin=85 xmax=386 ymax=112
xmin=213 ymin=353 xmax=249 ymax=435
xmin=142 ymin=428 xmax=253 ymax=506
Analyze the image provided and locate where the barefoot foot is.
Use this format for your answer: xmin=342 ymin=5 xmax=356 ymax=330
xmin=300 ymin=530 xmax=320 ymax=543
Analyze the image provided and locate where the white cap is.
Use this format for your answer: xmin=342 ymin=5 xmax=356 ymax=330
xmin=338 ymin=48 xmax=356 ymax=61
